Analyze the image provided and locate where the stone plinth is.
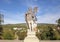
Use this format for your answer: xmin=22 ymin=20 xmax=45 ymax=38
xmin=24 ymin=36 xmax=39 ymax=42
xmin=24 ymin=29 xmax=39 ymax=42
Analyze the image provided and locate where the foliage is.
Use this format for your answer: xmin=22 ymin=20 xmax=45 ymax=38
xmin=40 ymin=26 xmax=55 ymax=40
xmin=17 ymin=31 xmax=27 ymax=40
xmin=57 ymin=18 xmax=60 ymax=27
xmin=3 ymin=29 xmax=15 ymax=40
xmin=1 ymin=23 xmax=60 ymax=40
xmin=36 ymin=26 xmax=60 ymax=40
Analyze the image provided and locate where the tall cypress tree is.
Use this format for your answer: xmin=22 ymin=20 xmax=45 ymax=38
xmin=0 ymin=14 xmax=4 ymax=39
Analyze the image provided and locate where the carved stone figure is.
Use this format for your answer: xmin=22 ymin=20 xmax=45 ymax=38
xmin=24 ymin=7 xmax=39 ymax=42
xmin=25 ymin=7 xmax=38 ymax=32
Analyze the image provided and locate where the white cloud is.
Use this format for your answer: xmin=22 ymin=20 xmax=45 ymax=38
xmin=4 ymin=12 xmax=25 ymax=24
xmin=37 ymin=13 xmax=60 ymax=24
xmin=0 ymin=10 xmax=25 ymax=24
xmin=0 ymin=10 xmax=6 ymax=14
xmin=36 ymin=5 xmax=60 ymax=24
xmin=1 ymin=7 xmax=60 ymax=24
xmin=4 ymin=18 xmax=25 ymax=24
xmin=2 ymin=10 xmax=60 ymax=24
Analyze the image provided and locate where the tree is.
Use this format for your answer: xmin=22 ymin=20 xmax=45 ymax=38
xmin=0 ymin=14 xmax=4 ymax=39
xmin=3 ymin=29 xmax=15 ymax=40
xmin=57 ymin=18 xmax=60 ymax=27
xmin=56 ymin=18 xmax=60 ymax=33
xmin=40 ymin=26 xmax=56 ymax=40
xmin=18 ymin=31 xmax=27 ymax=40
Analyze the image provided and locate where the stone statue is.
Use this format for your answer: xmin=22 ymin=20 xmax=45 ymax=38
xmin=25 ymin=7 xmax=38 ymax=32
xmin=24 ymin=7 xmax=39 ymax=42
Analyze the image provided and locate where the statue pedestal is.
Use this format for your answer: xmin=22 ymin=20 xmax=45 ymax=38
xmin=24 ymin=29 xmax=39 ymax=42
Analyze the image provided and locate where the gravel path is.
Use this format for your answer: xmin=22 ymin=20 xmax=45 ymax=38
xmin=0 ymin=40 xmax=60 ymax=42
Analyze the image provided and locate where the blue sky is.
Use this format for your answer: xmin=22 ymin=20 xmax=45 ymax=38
xmin=0 ymin=0 xmax=60 ymax=24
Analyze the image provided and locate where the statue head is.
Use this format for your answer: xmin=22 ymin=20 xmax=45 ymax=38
xmin=27 ymin=7 xmax=32 ymax=14
xmin=33 ymin=7 xmax=38 ymax=14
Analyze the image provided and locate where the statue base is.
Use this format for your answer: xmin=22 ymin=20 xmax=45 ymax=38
xmin=24 ymin=29 xmax=39 ymax=42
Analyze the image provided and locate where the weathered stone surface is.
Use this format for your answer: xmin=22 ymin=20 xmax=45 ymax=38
xmin=24 ymin=7 xmax=39 ymax=42
xmin=24 ymin=36 xmax=39 ymax=42
xmin=24 ymin=30 xmax=39 ymax=42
